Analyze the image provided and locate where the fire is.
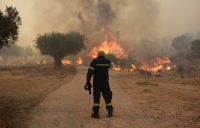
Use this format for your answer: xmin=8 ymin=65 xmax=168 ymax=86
xmin=111 ymin=63 xmax=136 ymax=72
xmin=36 ymin=61 xmax=40 ymax=64
xmin=166 ymin=65 xmax=172 ymax=70
xmin=42 ymin=60 xmax=46 ymax=64
xmin=101 ymin=21 xmax=105 ymax=33
xmin=131 ymin=64 xmax=136 ymax=71
xmin=62 ymin=59 xmax=72 ymax=65
xmin=77 ymin=12 xmax=90 ymax=25
xmin=76 ymin=57 xmax=84 ymax=64
xmin=140 ymin=57 xmax=173 ymax=72
xmin=111 ymin=63 xmax=121 ymax=71
xmin=88 ymin=32 xmax=127 ymax=58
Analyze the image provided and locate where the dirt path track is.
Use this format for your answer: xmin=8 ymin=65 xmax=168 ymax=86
xmin=29 ymin=65 xmax=155 ymax=128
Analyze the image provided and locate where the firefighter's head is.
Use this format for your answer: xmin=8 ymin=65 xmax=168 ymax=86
xmin=97 ymin=50 xmax=105 ymax=57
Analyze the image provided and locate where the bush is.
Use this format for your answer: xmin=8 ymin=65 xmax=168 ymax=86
xmin=190 ymin=66 xmax=196 ymax=70
xmin=177 ymin=64 xmax=185 ymax=74
xmin=185 ymin=54 xmax=193 ymax=61
xmin=106 ymin=53 xmax=137 ymax=71
xmin=67 ymin=65 xmax=77 ymax=73
xmin=105 ymin=54 xmax=119 ymax=65
xmin=191 ymin=39 xmax=200 ymax=54
xmin=169 ymin=56 xmax=177 ymax=62
xmin=186 ymin=69 xmax=191 ymax=74
xmin=177 ymin=53 xmax=184 ymax=58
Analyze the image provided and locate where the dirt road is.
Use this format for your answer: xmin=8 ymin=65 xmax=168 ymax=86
xmin=29 ymin=65 xmax=155 ymax=128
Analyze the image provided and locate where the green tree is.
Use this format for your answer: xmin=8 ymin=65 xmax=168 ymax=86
xmin=0 ymin=6 xmax=22 ymax=49
xmin=171 ymin=33 xmax=192 ymax=52
xmin=34 ymin=31 xmax=88 ymax=69
xmin=191 ymin=39 xmax=200 ymax=55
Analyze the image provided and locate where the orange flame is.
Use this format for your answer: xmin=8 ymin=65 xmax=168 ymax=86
xmin=88 ymin=32 xmax=127 ymax=58
xmin=166 ymin=65 xmax=172 ymax=70
xmin=111 ymin=63 xmax=121 ymax=71
xmin=130 ymin=64 xmax=136 ymax=71
xmin=76 ymin=57 xmax=84 ymax=64
xmin=78 ymin=12 xmax=90 ymax=25
xmin=36 ymin=61 xmax=40 ymax=64
xmin=111 ymin=63 xmax=136 ymax=72
xmin=42 ymin=60 xmax=46 ymax=64
xmin=62 ymin=59 xmax=72 ymax=65
xmin=140 ymin=57 xmax=173 ymax=72
xmin=101 ymin=21 xmax=105 ymax=33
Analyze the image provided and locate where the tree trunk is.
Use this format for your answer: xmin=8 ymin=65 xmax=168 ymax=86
xmin=54 ymin=57 xmax=62 ymax=69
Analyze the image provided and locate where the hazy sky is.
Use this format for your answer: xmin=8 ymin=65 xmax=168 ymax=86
xmin=158 ymin=0 xmax=200 ymax=38
xmin=0 ymin=0 xmax=200 ymax=47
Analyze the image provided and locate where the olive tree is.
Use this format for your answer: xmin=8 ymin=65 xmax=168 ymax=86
xmin=0 ymin=6 xmax=22 ymax=49
xmin=34 ymin=31 xmax=88 ymax=69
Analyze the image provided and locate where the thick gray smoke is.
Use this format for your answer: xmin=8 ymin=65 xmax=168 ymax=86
xmin=31 ymin=0 xmax=160 ymax=46
xmin=0 ymin=0 xmax=161 ymax=64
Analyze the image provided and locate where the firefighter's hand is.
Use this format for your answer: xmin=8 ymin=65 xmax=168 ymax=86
xmin=86 ymin=81 xmax=92 ymax=88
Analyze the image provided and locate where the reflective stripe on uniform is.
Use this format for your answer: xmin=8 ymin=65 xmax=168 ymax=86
xmin=89 ymin=66 xmax=94 ymax=70
xmin=93 ymin=103 xmax=100 ymax=106
xmin=96 ymin=64 xmax=110 ymax=66
xmin=106 ymin=103 xmax=112 ymax=106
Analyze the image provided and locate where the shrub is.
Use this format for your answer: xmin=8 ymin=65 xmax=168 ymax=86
xmin=105 ymin=54 xmax=118 ymax=65
xmin=106 ymin=53 xmax=137 ymax=71
xmin=190 ymin=66 xmax=196 ymax=70
xmin=169 ymin=56 xmax=177 ymax=62
xmin=67 ymin=65 xmax=77 ymax=73
xmin=177 ymin=64 xmax=185 ymax=74
xmin=177 ymin=53 xmax=184 ymax=58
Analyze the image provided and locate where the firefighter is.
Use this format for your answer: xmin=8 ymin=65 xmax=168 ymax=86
xmin=86 ymin=50 xmax=113 ymax=118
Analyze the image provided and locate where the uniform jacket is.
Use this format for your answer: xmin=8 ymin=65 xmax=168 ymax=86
xmin=87 ymin=56 xmax=111 ymax=84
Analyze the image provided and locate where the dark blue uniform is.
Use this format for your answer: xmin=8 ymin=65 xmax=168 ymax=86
xmin=87 ymin=56 xmax=112 ymax=109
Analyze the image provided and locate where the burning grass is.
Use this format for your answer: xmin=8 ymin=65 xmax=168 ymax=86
xmin=0 ymin=64 xmax=76 ymax=128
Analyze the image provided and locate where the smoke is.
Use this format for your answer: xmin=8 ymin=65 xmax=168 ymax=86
xmin=0 ymin=0 xmax=162 ymax=64
xmin=1 ymin=0 xmax=200 ymax=48
xmin=0 ymin=0 xmax=160 ymax=48
xmin=30 ymin=0 xmax=159 ymax=41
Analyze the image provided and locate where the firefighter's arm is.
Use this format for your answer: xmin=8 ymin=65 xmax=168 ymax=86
xmin=86 ymin=60 xmax=95 ymax=82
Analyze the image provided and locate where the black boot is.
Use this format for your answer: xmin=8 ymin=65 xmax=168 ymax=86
xmin=107 ymin=107 xmax=113 ymax=117
xmin=91 ymin=109 xmax=100 ymax=119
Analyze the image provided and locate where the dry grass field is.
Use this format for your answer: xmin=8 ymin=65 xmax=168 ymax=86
xmin=0 ymin=64 xmax=76 ymax=128
xmin=0 ymin=62 xmax=200 ymax=127
xmin=113 ymin=70 xmax=200 ymax=127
